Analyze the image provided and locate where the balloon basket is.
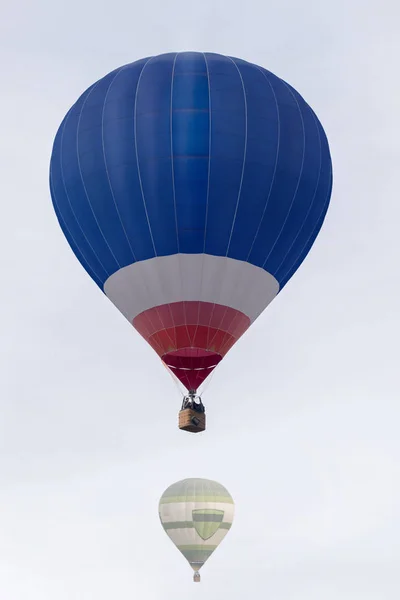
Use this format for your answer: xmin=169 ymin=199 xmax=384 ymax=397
xmin=193 ymin=572 xmax=201 ymax=583
xmin=179 ymin=408 xmax=206 ymax=433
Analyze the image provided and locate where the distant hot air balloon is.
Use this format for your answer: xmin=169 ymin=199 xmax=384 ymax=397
xmin=50 ymin=52 xmax=332 ymax=430
xmin=159 ymin=478 xmax=234 ymax=582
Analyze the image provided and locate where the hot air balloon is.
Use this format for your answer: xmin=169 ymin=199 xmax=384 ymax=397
xmin=50 ymin=52 xmax=333 ymax=431
xmin=159 ymin=478 xmax=234 ymax=581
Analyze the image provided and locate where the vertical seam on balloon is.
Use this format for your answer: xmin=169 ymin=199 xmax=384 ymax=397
xmin=261 ymin=82 xmax=306 ymax=269
xmin=136 ymin=310 xmax=164 ymax=354
xmin=161 ymin=317 xmax=178 ymax=355
xmin=207 ymin=57 xmax=248 ymax=351
xmin=206 ymin=322 xmax=224 ymax=357
xmin=199 ymin=57 xmax=234 ymax=351
xmin=50 ymin=172 xmax=104 ymax=287
xmin=151 ymin=307 xmax=177 ymax=357
xmin=147 ymin=331 xmax=168 ymax=356
xmin=161 ymin=54 xmax=179 ymax=352
xmin=132 ymin=285 xmax=175 ymax=357
xmin=57 ymin=106 xmax=110 ymax=280
xmin=170 ymin=53 xmax=193 ymax=352
xmin=225 ymin=57 xmax=248 ymax=256
xmin=192 ymin=53 xmax=212 ymax=353
xmin=202 ymin=52 xmax=212 ymax=255
xmin=146 ymin=309 xmax=175 ymax=354
xmin=164 ymin=54 xmax=180 ymax=352
xmin=134 ymin=57 xmax=177 ymax=351
xmin=170 ymin=54 xmax=186 ymax=349
xmin=272 ymin=107 xmax=323 ymax=278
xmin=280 ymin=161 xmax=332 ymax=283
xmin=213 ymin=482 xmax=218 ymax=560
xmin=201 ymin=478 xmax=205 ymax=561
xmin=101 ymin=65 xmax=137 ymax=263
xmin=218 ymin=313 xmax=240 ymax=356
xmin=76 ymin=80 xmax=121 ymax=269
xmin=245 ymin=67 xmax=281 ymax=262
xmin=185 ymin=480 xmax=190 ymax=553
xmin=170 ymin=53 xmax=180 ymax=255
xmin=134 ymin=57 xmax=157 ymax=257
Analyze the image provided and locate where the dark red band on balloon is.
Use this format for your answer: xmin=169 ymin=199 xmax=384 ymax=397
xmin=132 ymin=301 xmax=250 ymax=390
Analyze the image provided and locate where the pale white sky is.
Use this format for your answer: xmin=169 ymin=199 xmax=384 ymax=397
xmin=1 ymin=0 xmax=400 ymax=598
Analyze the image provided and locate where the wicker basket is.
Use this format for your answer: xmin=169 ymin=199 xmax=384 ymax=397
xmin=178 ymin=408 xmax=206 ymax=433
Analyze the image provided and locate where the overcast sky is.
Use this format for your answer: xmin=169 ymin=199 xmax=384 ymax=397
xmin=1 ymin=0 xmax=400 ymax=598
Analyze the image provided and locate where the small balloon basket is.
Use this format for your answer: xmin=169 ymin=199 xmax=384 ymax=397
xmin=193 ymin=572 xmax=201 ymax=583
xmin=178 ymin=408 xmax=206 ymax=433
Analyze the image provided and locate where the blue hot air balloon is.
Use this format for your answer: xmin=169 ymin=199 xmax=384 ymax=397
xmin=50 ymin=52 xmax=332 ymax=427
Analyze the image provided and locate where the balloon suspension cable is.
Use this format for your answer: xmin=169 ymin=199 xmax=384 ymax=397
xmin=161 ymin=360 xmax=186 ymax=397
xmin=197 ymin=364 xmax=217 ymax=397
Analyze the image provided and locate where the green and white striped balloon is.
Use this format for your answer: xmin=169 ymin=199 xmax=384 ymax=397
xmin=159 ymin=478 xmax=234 ymax=581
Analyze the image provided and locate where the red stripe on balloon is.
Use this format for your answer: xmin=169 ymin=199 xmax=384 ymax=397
xmin=132 ymin=301 xmax=250 ymax=390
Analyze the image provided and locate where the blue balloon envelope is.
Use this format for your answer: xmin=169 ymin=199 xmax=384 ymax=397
xmin=50 ymin=52 xmax=332 ymax=391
